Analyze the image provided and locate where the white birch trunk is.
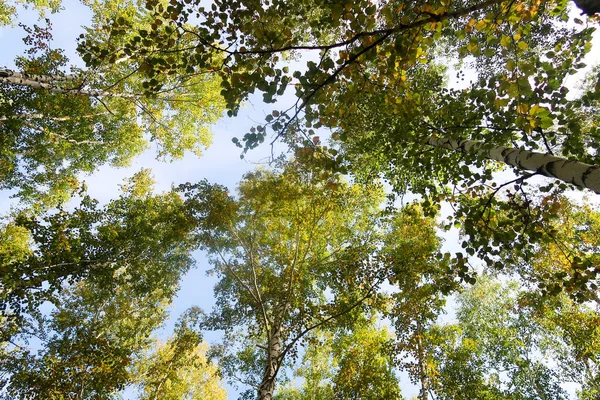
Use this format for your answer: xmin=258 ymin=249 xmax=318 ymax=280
xmin=257 ymin=328 xmax=282 ymax=400
xmin=0 ymin=112 xmax=110 ymax=121
xmin=427 ymin=136 xmax=600 ymax=194
xmin=416 ymin=319 xmax=428 ymax=400
xmin=0 ymin=69 xmax=77 ymax=84
xmin=0 ymin=68 xmax=139 ymax=99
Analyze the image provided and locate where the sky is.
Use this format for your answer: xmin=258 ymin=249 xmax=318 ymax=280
xmin=2 ymin=1 xmax=599 ymax=399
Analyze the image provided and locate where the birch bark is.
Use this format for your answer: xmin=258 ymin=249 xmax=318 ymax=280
xmin=0 ymin=68 xmax=140 ymax=99
xmin=0 ymin=69 xmax=77 ymax=84
xmin=257 ymin=327 xmax=282 ymax=400
xmin=427 ymin=136 xmax=600 ymax=194
xmin=416 ymin=319 xmax=428 ymax=400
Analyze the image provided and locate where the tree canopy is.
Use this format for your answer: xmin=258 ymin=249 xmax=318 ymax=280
xmin=179 ymin=158 xmax=390 ymax=399
xmin=1 ymin=3 xmax=224 ymax=207
xmin=72 ymin=0 xmax=600 ymax=296
xmin=1 ymin=0 xmax=600 ymax=399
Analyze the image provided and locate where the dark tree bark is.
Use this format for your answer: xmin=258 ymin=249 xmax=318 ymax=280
xmin=573 ymin=0 xmax=600 ymax=15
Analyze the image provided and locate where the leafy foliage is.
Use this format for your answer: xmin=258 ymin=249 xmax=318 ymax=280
xmin=134 ymin=308 xmax=227 ymax=400
xmin=276 ymin=322 xmax=403 ymax=400
xmin=0 ymin=0 xmax=61 ymax=26
xmin=459 ymin=194 xmax=600 ymax=302
xmin=85 ymin=0 xmax=600 ymax=293
xmin=0 ymin=170 xmax=197 ymax=342
xmin=2 ymin=0 xmax=600 ymax=398
xmin=179 ymin=158 xmax=390 ymax=398
xmin=1 ymin=11 xmax=224 ymax=207
xmin=1 ymin=280 xmax=169 ymax=399
xmin=413 ymin=277 xmax=599 ymax=400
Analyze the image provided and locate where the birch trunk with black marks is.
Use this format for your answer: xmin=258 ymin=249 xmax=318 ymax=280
xmin=416 ymin=319 xmax=428 ymax=400
xmin=0 ymin=68 xmax=139 ymax=99
xmin=257 ymin=326 xmax=283 ymax=400
xmin=427 ymin=136 xmax=600 ymax=194
xmin=0 ymin=69 xmax=77 ymax=84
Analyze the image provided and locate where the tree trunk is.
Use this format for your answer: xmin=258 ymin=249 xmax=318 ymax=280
xmin=427 ymin=136 xmax=600 ymax=194
xmin=0 ymin=112 xmax=109 ymax=121
xmin=0 ymin=68 xmax=139 ymax=99
xmin=416 ymin=319 xmax=428 ymax=400
xmin=0 ymin=69 xmax=77 ymax=84
xmin=257 ymin=328 xmax=283 ymax=400
xmin=572 ymin=0 xmax=600 ymax=15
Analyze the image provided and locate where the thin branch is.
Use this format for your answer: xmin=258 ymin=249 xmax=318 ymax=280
xmin=22 ymin=120 xmax=107 ymax=145
xmin=212 ymin=244 xmax=262 ymax=308
xmin=228 ymin=222 xmax=271 ymax=333
xmin=6 ymin=339 xmax=28 ymax=352
xmin=266 ymin=0 xmax=504 ymax=145
xmin=478 ymin=172 xmax=536 ymax=227
xmin=279 ymin=277 xmax=383 ymax=363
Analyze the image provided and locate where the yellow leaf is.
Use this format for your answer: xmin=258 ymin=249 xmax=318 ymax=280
xmin=517 ymin=103 xmax=529 ymax=114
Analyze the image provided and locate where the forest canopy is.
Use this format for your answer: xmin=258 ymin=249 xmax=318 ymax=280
xmin=1 ymin=0 xmax=600 ymax=399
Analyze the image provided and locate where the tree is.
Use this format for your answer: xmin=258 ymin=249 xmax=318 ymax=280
xmin=0 ymin=169 xmax=197 ymax=342
xmin=417 ymin=276 xmax=598 ymax=400
xmin=275 ymin=322 xmax=403 ymax=400
xmin=0 ymin=169 xmax=237 ymax=399
xmin=525 ymin=291 xmax=600 ymax=399
xmin=330 ymin=323 xmax=403 ymax=400
xmin=82 ymin=0 xmax=600 ymax=296
xmin=133 ymin=308 xmax=228 ymax=400
xmin=1 ymin=4 xmax=224 ymax=207
xmin=1 ymin=279 xmax=169 ymax=399
xmin=179 ymin=158 xmax=390 ymax=400
xmin=1 ymin=288 xmax=227 ymax=399
xmin=273 ymin=330 xmax=336 ymax=400
xmin=90 ymin=0 xmax=599 ymax=189
xmin=383 ymin=204 xmax=459 ymax=400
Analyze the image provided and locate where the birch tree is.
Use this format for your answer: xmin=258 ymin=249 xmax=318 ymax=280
xmin=87 ymin=0 xmax=600 ymax=193
xmin=1 ymin=2 xmax=224 ymax=207
xmin=275 ymin=323 xmax=403 ymax=400
xmin=78 ymin=0 xmax=600 ymax=294
xmin=1 ymin=286 xmax=226 ymax=399
xmin=133 ymin=308 xmax=228 ymax=400
xmin=383 ymin=204 xmax=457 ymax=400
xmin=1 ymin=279 xmax=169 ymax=399
xmin=0 ymin=169 xmax=197 ymax=342
xmin=420 ymin=277 xmax=598 ymax=400
xmin=179 ymin=158 xmax=390 ymax=400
